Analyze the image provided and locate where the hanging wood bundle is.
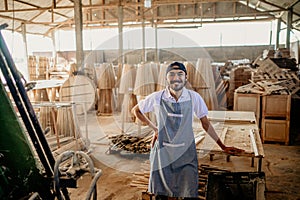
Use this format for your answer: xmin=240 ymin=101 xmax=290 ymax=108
xmin=134 ymin=63 xmax=156 ymax=96
xmin=83 ymin=63 xmax=97 ymax=86
xmin=96 ymin=63 xmax=116 ymax=89
xmin=119 ymin=64 xmax=137 ymax=94
xmin=149 ymin=62 xmax=159 ymax=88
xmin=195 ymin=58 xmax=218 ymax=110
xmin=156 ymin=62 xmax=168 ymax=91
xmin=121 ymin=93 xmax=138 ymax=123
xmin=97 ymin=89 xmax=114 ymax=115
xmin=115 ymin=63 xmax=123 ymax=88
xmin=60 ymin=75 xmax=96 ymax=115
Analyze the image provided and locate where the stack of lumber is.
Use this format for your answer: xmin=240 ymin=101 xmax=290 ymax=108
xmin=28 ymin=56 xmax=51 ymax=81
xmin=240 ymin=57 xmax=300 ymax=95
xmin=28 ymin=55 xmax=38 ymax=81
xmin=38 ymin=56 xmax=50 ymax=80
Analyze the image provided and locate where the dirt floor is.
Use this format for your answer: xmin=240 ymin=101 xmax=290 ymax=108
xmin=67 ymin=111 xmax=300 ymax=200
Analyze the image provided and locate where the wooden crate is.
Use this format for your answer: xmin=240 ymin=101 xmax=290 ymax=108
xmin=261 ymin=119 xmax=290 ymax=145
xmin=233 ymin=92 xmax=260 ymax=124
xmin=262 ymin=94 xmax=291 ymax=118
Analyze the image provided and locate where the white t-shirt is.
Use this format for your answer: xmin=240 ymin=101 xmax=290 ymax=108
xmin=138 ymin=87 xmax=208 ymax=120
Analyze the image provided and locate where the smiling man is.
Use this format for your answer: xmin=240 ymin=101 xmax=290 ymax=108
xmin=132 ymin=61 xmax=244 ymax=199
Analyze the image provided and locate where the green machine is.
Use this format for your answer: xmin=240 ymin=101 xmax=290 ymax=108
xmin=0 ymin=24 xmax=101 ymax=199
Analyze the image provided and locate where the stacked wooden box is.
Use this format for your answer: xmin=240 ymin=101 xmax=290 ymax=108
xmin=233 ymin=56 xmax=299 ymax=145
xmin=261 ymin=94 xmax=291 ymax=145
xmin=228 ymin=66 xmax=252 ymax=109
xmin=233 ymin=92 xmax=261 ymax=125
xmin=234 ymin=89 xmax=292 ymax=145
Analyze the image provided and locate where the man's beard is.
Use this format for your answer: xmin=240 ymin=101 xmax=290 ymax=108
xmin=169 ymin=80 xmax=186 ymax=91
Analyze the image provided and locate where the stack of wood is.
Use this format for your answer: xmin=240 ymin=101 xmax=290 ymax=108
xmin=28 ymin=55 xmax=38 ymax=81
xmin=235 ymin=79 xmax=298 ymax=95
xmin=246 ymin=57 xmax=300 ymax=95
xmin=96 ymin=63 xmax=116 ymax=115
xmin=38 ymin=56 xmax=50 ymax=80
xmin=108 ymin=127 xmax=154 ymax=154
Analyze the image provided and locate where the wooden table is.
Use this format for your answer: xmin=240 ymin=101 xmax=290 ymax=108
xmin=195 ymin=110 xmax=265 ymax=172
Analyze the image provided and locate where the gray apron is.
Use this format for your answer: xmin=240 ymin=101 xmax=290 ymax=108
xmin=148 ymin=91 xmax=199 ymax=198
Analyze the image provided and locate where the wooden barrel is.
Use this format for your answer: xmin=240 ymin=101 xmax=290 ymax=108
xmin=59 ymin=75 xmax=96 ymax=115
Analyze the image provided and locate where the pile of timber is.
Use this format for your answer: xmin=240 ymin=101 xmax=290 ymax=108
xmin=235 ymin=56 xmax=300 ymax=95
xmin=235 ymin=79 xmax=299 ymax=95
xmin=108 ymin=127 xmax=154 ymax=154
xmin=109 ymin=134 xmax=152 ymax=154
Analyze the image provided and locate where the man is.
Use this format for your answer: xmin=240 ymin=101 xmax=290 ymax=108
xmin=131 ymin=62 xmax=244 ymax=199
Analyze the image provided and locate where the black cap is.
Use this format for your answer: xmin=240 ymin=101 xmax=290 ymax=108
xmin=166 ymin=62 xmax=187 ymax=75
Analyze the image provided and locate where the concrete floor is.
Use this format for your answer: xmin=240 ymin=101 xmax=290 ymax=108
xmin=74 ymin=111 xmax=300 ymax=200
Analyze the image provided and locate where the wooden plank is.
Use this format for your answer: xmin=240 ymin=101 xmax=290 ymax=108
xmin=249 ymin=129 xmax=259 ymax=157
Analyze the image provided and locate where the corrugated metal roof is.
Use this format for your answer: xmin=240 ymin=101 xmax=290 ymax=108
xmin=0 ymin=0 xmax=299 ymax=37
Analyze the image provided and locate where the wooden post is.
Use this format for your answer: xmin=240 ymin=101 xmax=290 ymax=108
xmin=74 ymin=0 xmax=84 ymax=70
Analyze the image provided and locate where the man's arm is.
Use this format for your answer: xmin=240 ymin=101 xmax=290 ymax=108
xmin=131 ymin=104 xmax=158 ymax=147
xmin=200 ymin=116 xmax=244 ymax=154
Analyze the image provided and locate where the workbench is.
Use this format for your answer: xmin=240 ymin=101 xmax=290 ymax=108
xmin=195 ymin=110 xmax=264 ymax=172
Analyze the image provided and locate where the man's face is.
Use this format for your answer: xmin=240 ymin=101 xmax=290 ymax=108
xmin=166 ymin=69 xmax=187 ymax=91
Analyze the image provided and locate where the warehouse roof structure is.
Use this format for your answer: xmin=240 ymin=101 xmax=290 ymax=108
xmin=0 ymin=0 xmax=299 ymax=37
